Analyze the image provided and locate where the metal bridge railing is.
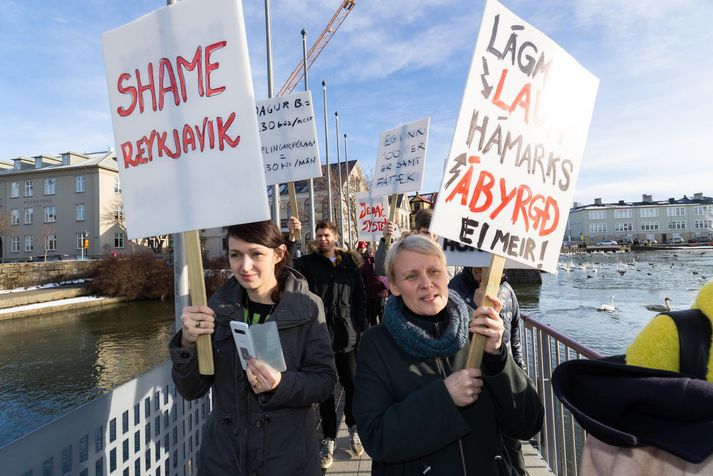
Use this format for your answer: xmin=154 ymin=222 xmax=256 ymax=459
xmin=0 ymin=361 xmax=210 ymax=476
xmin=520 ymin=314 xmax=603 ymax=476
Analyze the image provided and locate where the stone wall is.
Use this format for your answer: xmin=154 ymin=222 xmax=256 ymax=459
xmin=0 ymin=261 xmax=96 ymax=289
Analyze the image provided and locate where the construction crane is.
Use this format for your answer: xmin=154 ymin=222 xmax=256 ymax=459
xmin=277 ymin=0 xmax=356 ymax=97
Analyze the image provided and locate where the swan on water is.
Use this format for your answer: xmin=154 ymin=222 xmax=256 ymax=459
xmin=644 ymin=297 xmax=672 ymax=312
xmin=597 ymin=296 xmax=616 ymax=312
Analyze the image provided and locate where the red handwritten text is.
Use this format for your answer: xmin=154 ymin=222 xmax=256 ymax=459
xmin=445 ymin=165 xmax=559 ymax=237
xmin=116 ymin=41 xmax=227 ymax=117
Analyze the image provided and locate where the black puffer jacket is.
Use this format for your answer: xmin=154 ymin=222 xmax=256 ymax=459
xmin=169 ymin=269 xmax=337 ymax=475
xmin=292 ymin=250 xmax=367 ymax=353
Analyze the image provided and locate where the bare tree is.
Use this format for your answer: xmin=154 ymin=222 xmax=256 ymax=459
xmin=101 ymin=196 xmax=169 ymax=254
xmin=41 ymin=224 xmax=55 ymax=261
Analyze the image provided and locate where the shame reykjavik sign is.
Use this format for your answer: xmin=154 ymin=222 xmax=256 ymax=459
xmin=256 ymin=91 xmax=322 ymax=186
xmin=371 ymin=117 xmax=430 ymax=197
xmin=430 ymin=0 xmax=599 ymax=273
xmin=102 ymin=0 xmax=269 ymax=239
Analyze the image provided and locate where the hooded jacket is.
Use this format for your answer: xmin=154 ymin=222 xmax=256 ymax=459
xmin=169 ymin=269 xmax=337 ymax=475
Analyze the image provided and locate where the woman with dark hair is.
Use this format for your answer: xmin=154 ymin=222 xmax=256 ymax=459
xmin=169 ymin=220 xmax=337 ymax=475
xmin=353 ymin=235 xmax=543 ymax=475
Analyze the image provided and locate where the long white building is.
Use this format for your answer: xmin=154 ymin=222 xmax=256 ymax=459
xmin=567 ymin=193 xmax=713 ymax=244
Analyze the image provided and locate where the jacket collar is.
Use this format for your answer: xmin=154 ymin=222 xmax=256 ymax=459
xmin=211 ymin=267 xmax=312 ymax=332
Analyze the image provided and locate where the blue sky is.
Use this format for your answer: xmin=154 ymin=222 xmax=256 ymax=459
xmin=1 ymin=0 xmax=712 ymax=205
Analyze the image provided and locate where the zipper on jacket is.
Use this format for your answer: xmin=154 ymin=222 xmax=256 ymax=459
xmin=435 ymin=357 xmax=469 ymax=476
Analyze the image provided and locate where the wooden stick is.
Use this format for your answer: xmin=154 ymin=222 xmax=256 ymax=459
xmin=183 ymin=229 xmax=214 ymax=375
xmin=288 ymin=182 xmax=301 ymax=241
xmin=385 ymin=194 xmax=399 ymax=242
xmin=466 ymin=254 xmax=506 ymax=369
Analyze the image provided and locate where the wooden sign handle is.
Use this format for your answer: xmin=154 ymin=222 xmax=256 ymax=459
xmin=384 ymin=194 xmax=399 ymax=242
xmin=288 ymin=182 xmax=301 ymax=242
xmin=184 ymin=230 xmax=214 ymax=375
xmin=466 ymin=254 xmax=506 ymax=369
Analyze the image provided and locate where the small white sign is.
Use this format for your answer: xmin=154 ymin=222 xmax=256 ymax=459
xmin=430 ymin=0 xmax=599 ymax=273
xmin=256 ymin=91 xmax=322 ymax=186
xmin=372 ymin=117 xmax=430 ymax=197
xmin=355 ymin=191 xmax=389 ymax=242
xmin=102 ymin=0 xmax=269 ymax=239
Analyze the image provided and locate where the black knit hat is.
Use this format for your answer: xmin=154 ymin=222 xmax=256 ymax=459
xmin=552 ymin=357 xmax=713 ymax=463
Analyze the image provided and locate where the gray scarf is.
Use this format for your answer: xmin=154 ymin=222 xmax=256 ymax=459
xmin=383 ymin=289 xmax=470 ymax=359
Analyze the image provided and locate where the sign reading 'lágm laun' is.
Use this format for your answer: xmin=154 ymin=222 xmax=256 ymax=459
xmin=430 ymin=0 xmax=599 ymax=273
xmin=102 ymin=0 xmax=269 ymax=239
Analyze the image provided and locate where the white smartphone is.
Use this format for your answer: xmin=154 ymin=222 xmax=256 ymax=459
xmin=229 ymin=321 xmax=255 ymax=370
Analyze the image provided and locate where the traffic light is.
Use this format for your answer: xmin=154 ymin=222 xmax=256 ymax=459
xmin=84 ymin=239 xmax=89 ymax=249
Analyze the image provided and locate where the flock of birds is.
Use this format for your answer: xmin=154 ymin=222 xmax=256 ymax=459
xmin=596 ymin=296 xmax=672 ymax=313
xmin=557 ymin=249 xmax=711 ymax=314
xmin=558 ymin=250 xmax=708 ymax=281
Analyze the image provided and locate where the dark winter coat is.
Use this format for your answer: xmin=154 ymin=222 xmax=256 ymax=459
xmin=359 ymin=253 xmax=389 ymax=300
xmin=353 ymin=298 xmax=543 ymax=476
xmin=449 ymin=270 xmax=525 ymax=369
xmin=291 ymin=249 xmax=367 ymax=353
xmin=169 ymin=269 xmax=337 ymax=476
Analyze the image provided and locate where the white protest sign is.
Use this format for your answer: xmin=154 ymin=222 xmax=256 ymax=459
xmin=438 ymin=237 xmax=536 ymax=269
xmin=256 ymin=91 xmax=322 ymax=185
xmin=355 ymin=192 xmax=389 ymax=242
xmin=102 ymin=0 xmax=269 ymax=239
xmin=372 ymin=117 xmax=430 ymax=197
xmin=430 ymin=0 xmax=598 ymax=273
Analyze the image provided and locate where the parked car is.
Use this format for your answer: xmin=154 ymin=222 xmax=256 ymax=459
xmin=695 ymin=236 xmax=711 ymax=243
xmin=667 ymin=237 xmax=685 ymax=245
xmin=596 ymin=240 xmax=618 ymax=246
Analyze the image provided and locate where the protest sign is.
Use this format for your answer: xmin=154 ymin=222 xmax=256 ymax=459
xmin=372 ymin=117 xmax=430 ymax=197
xmin=102 ymin=0 xmax=269 ymax=240
xmin=355 ymin=192 xmax=389 ymax=242
xmin=257 ymin=91 xmax=322 ymax=186
xmin=439 ymin=237 xmax=536 ymax=269
xmin=430 ymin=0 xmax=599 ymax=274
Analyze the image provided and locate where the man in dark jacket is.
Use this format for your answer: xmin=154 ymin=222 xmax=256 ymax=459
xmin=288 ymin=217 xmax=368 ymax=469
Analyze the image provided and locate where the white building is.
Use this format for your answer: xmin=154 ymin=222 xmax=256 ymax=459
xmin=0 ymin=151 xmax=132 ymax=261
xmin=567 ymin=193 xmax=713 ymax=244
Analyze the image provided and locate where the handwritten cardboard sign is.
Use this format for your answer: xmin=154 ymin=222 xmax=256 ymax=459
xmin=355 ymin=191 xmax=389 ymax=242
xmin=256 ymin=91 xmax=322 ymax=186
xmin=371 ymin=117 xmax=430 ymax=197
xmin=102 ymin=0 xmax=269 ymax=239
xmin=430 ymin=0 xmax=598 ymax=273
xmin=438 ymin=237 xmax=535 ymax=269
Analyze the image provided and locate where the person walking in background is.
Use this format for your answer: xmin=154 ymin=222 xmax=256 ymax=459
xmin=449 ymin=267 xmax=525 ymax=369
xmin=357 ymin=241 xmax=388 ymax=326
xmin=353 ymin=235 xmax=543 ymax=475
xmin=169 ymin=220 xmax=336 ymax=475
xmin=449 ymin=266 xmax=527 ymax=474
xmin=288 ymin=217 xmax=368 ymax=469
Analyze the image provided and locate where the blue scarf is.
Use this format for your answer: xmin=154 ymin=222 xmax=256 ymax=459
xmin=383 ymin=289 xmax=470 ymax=359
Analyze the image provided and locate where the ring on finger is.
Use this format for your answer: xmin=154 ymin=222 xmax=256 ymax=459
xmin=195 ymin=321 xmax=201 ymax=328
